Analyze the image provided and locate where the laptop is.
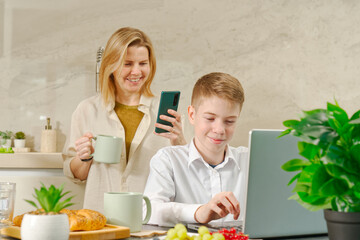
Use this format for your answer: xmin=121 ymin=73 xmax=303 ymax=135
xmin=243 ymin=129 xmax=327 ymax=239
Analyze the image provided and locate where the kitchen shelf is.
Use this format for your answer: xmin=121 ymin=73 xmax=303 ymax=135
xmin=0 ymin=152 xmax=64 ymax=169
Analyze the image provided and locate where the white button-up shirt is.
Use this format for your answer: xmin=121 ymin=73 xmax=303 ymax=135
xmin=144 ymin=139 xmax=249 ymax=226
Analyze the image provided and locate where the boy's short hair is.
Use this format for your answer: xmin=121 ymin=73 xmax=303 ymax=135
xmin=191 ymin=72 xmax=245 ymax=109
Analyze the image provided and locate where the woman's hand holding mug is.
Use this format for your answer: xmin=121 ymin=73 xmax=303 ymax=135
xmin=75 ymin=132 xmax=94 ymax=161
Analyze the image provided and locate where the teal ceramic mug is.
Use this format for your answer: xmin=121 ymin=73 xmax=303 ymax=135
xmin=104 ymin=192 xmax=151 ymax=232
xmin=92 ymin=135 xmax=122 ymax=164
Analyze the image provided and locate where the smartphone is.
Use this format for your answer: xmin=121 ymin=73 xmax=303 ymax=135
xmin=155 ymin=91 xmax=181 ymax=133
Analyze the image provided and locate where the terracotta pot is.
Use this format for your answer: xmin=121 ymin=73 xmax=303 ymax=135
xmin=21 ymin=213 xmax=69 ymax=240
xmin=324 ymin=209 xmax=360 ymax=240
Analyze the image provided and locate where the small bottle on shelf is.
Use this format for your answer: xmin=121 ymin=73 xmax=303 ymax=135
xmin=40 ymin=118 xmax=57 ymax=153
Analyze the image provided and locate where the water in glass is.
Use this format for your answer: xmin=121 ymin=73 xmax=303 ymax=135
xmin=0 ymin=182 xmax=16 ymax=234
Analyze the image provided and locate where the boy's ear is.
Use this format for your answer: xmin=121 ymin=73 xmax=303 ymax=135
xmin=187 ymin=105 xmax=196 ymax=125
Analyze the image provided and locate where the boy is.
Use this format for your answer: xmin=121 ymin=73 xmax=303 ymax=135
xmin=143 ymin=72 xmax=248 ymax=226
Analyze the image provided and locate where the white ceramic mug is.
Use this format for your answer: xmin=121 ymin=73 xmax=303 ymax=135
xmin=92 ymin=135 xmax=123 ymax=164
xmin=104 ymin=192 xmax=151 ymax=232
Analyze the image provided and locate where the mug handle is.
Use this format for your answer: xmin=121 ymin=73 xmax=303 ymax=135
xmin=89 ymin=136 xmax=97 ymax=158
xmin=142 ymin=196 xmax=152 ymax=224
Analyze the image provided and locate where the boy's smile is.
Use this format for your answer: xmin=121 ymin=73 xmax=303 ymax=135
xmin=188 ymin=96 xmax=241 ymax=165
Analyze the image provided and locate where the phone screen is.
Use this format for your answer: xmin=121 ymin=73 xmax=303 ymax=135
xmin=155 ymin=91 xmax=181 ymax=133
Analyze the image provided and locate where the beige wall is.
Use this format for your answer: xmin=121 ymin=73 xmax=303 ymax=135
xmin=1 ymin=0 xmax=360 ymax=150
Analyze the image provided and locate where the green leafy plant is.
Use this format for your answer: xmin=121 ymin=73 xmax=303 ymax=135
xmin=280 ymin=101 xmax=360 ymax=212
xmin=0 ymin=131 xmax=13 ymax=146
xmin=14 ymin=131 xmax=25 ymax=139
xmin=0 ymin=130 xmax=13 ymax=140
xmin=25 ymin=183 xmax=75 ymax=213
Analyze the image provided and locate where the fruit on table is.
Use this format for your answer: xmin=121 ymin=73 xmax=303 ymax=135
xmin=166 ymin=224 xmax=248 ymax=240
xmin=216 ymin=228 xmax=248 ymax=240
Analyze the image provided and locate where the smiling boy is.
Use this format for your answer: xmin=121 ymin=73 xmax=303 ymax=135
xmin=144 ymin=72 xmax=248 ymax=226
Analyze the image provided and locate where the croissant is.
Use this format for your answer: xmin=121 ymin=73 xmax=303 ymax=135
xmin=13 ymin=209 xmax=106 ymax=231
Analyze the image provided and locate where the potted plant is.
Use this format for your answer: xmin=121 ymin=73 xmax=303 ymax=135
xmin=280 ymin=101 xmax=360 ymax=240
xmin=14 ymin=131 xmax=26 ymax=148
xmin=0 ymin=131 xmax=13 ymax=148
xmin=21 ymin=183 xmax=75 ymax=240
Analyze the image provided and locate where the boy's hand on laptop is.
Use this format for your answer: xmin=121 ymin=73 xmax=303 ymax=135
xmin=194 ymin=192 xmax=240 ymax=224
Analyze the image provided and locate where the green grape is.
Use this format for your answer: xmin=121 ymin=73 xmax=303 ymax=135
xmin=175 ymin=223 xmax=187 ymax=232
xmin=167 ymin=228 xmax=177 ymax=239
xmin=198 ymin=226 xmax=210 ymax=236
xmin=212 ymin=233 xmax=225 ymax=240
xmin=194 ymin=235 xmax=202 ymax=240
xmin=202 ymin=233 xmax=212 ymax=240
xmin=177 ymin=228 xmax=188 ymax=240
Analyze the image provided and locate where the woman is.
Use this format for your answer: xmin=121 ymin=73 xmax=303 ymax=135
xmin=63 ymin=27 xmax=186 ymax=213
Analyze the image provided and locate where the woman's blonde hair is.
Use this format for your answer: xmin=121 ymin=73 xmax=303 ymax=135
xmin=99 ymin=27 xmax=156 ymax=106
xmin=191 ymin=72 xmax=245 ymax=110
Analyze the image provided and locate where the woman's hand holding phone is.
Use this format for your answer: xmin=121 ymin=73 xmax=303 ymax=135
xmin=154 ymin=91 xmax=186 ymax=145
xmin=154 ymin=109 xmax=186 ymax=145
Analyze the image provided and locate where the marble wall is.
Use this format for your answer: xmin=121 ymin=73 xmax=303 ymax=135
xmin=1 ymin=0 xmax=360 ymax=151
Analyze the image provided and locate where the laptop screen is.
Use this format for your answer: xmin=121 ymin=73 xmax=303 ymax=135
xmin=243 ymin=129 xmax=327 ymax=239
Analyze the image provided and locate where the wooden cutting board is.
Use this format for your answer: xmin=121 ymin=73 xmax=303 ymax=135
xmin=1 ymin=224 xmax=130 ymax=240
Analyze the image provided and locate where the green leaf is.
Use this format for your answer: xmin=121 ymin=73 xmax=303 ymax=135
xmin=353 ymin=183 xmax=360 ymax=199
xmin=287 ymin=172 xmax=301 ymax=186
xmin=278 ymin=128 xmax=292 ymax=138
xmin=319 ymin=178 xmax=349 ymax=196
xmin=325 ymin=164 xmax=359 ymax=187
xmin=298 ymin=191 xmax=327 ymax=205
xmin=311 ymin=165 xmax=331 ymax=196
xmin=318 ymin=131 xmax=339 ymax=149
xmin=292 ymin=180 xmax=310 ymax=193
xmin=298 ymin=164 xmax=321 ymax=183
xmin=298 ymin=142 xmax=321 ymax=161
xmin=290 ymin=193 xmax=331 ymax=211
xmin=350 ymin=144 xmax=360 ymax=164
xmin=350 ymin=110 xmax=360 ymax=121
xmin=24 ymin=200 xmax=39 ymax=209
xmin=302 ymin=109 xmax=327 ymax=121
xmin=325 ymin=144 xmax=360 ymax=174
xmin=283 ymin=120 xmax=300 ymax=128
xmin=281 ymin=159 xmax=311 ymax=172
xmin=327 ymin=102 xmax=349 ymax=127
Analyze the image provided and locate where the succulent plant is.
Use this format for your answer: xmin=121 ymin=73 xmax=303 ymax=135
xmin=14 ymin=131 xmax=25 ymax=139
xmin=25 ymin=183 xmax=75 ymax=214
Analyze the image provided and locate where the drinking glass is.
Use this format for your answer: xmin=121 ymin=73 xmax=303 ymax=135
xmin=0 ymin=182 xmax=16 ymax=235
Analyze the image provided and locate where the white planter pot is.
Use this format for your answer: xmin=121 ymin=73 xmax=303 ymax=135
xmin=14 ymin=139 xmax=25 ymax=148
xmin=21 ymin=213 xmax=69 ymax=240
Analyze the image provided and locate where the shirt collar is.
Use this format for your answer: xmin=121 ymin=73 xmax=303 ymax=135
xmin=188 ymin=139 xmax=203 ymax=167
xmin=104 ymin=94 xmax=152 ymax=113
xmin=187 ymin=138 xmax=241 ymax=170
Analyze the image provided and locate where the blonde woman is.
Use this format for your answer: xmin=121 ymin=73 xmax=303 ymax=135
xmin=63 ymin=27 xmax=186 ymax=213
